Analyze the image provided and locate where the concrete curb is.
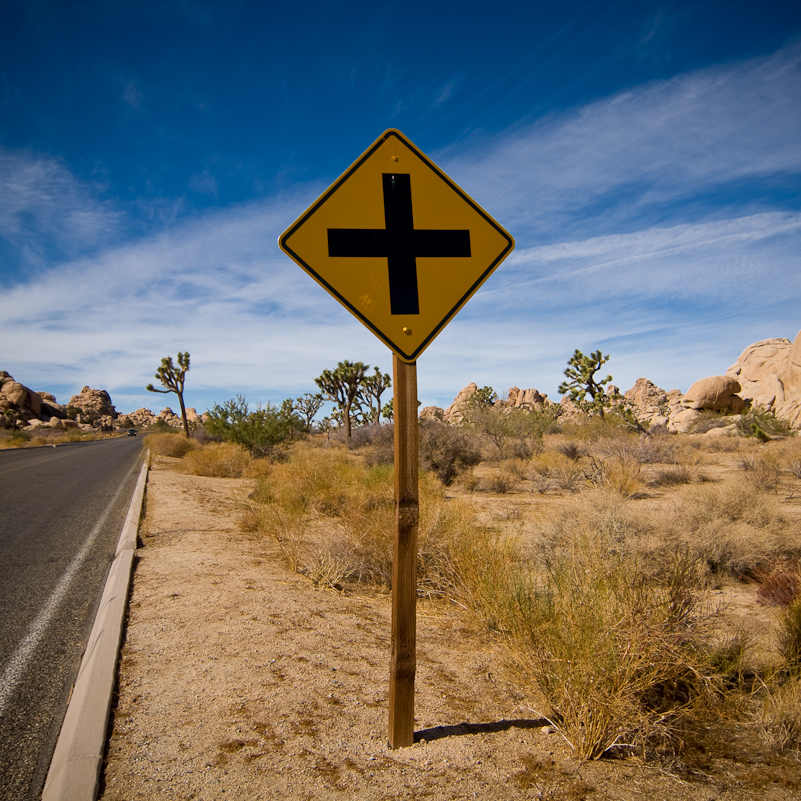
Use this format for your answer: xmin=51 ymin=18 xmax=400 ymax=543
xmin=42 ymin=454 xmax=149 ymax=801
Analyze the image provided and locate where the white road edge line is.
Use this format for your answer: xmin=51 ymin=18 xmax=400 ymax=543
xmin=0 ymin=459 xmax=137 ymax=718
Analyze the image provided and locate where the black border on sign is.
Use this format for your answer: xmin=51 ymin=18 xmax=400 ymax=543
xmin=278 ymin=129 xmax=515 ymax=363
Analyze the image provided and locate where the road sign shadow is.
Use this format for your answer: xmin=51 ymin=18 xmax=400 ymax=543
xmin=414 ymin=717 xmax=550 ymax=743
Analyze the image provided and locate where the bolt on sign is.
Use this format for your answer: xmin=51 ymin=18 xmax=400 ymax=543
xmin=279 ymin=129 xmax=514 ymax=362
xmin=278 ymin=129 xmax=514 ymax=749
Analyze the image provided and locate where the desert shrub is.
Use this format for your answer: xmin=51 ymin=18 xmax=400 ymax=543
xmin=736 ymin=404 xmax=795 ymax=440
xmin=459 ymin=468 xmax=480 ymax=492
xmin=527 ymin=449 xmax=584 ymax=492
xmin=484 ymin=470 xmax=514 ymax=494
xmin=180 ymin=442 xmax=252 ymax=478
xmin=739 ymin=453 xmax=783 ymax=491
xmin=534 ymin=490 xmax=664 ymax=568
xmin=756 ymin=560 xmax=801 ymax=607
xmin=351 ymin=422 xmax=395 ymax=465
xmin=419 ymin=419 xmax=482 ymax=485
xmin=758 ymin=678 xmax=801 ymax=752
xmin=779 ymin=599 xmax=801 ymax=674
xmin=550 ymin=460 xmax=584 ymax=492
xmin=650 ymin=465 xmax=694 ymax=487
xmin=690 ymin=410 xmax=732 ymax=434
xmin=630 ymin=433 xmax=679 ymax=464
xmin=465 ymin=404 xmax=548 ymax=460
xmin=584 ymin=454 xmax=643 ymax=498
xmin=417 ymin=488 xmax=515 ymax=603
xmin=556 ymin=440 xmax=583 ymax=461
xmin=667 ymin=481 xmax=798 ymax=577
xmin=502 ymin=458 xmax=527 ymax=481
xmin=143 ymin=432 xmax=198 ymax=458
xmin=191 ymin=425 xmax=222 ymax=445
xmin=602 ymin=456 xmax=643 ymax=498
xmin=559 ymin=411 xmax=638 ymax=441
xmin=506 ymin=535 xmax=719 ymax=759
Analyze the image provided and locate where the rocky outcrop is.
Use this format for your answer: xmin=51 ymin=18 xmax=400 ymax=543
xmin=726 ymin=330 xmax=801 ymax=428
xmin=623 ymin=379 xmax=682 ymax=427
xmin=439 ymin=383 xmax=553 ymax=425
xmin=1 ymin=371 xmax=126 ymax=430
xmin=68 ymin=386 xmax=117 ymax=423
xmin=1 ymin=372 xmax=46 ymax=426
xmin=127 ymin=408 xmax=158 ymax=428
xmin=506 ymin=386 xmax=548 ymax=408
xmin=442 ymin=383 xmax=479 ymax=424
xmin=1 ymin=376 xmax=41 ymax=419
xmin=419 ymin=406 xmax=445 ymax=422
xmin=158 ymin=407 xmax=183 ymax=428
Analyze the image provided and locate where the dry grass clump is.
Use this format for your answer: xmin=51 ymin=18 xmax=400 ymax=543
xmin=142 ymin=432 xmax=198 ymax=459
xmin=779 ymin=599 xmax=801 ymax=673
xmin=532 ymin=490 xmax=666 ymax=570
xmin=668 ymin=481 xmax=799 ymax=577
xmin=530 ymin=450 xmax=584 ymax=493
xmin=757 ymin=677 xmax=801 ymax=752
xmin=649 ymin=464 xmax=695 ymax=486
xmin=180 ymin=442 xmax=254 ymax=478
xmin=502 ymin=535 xmax=721 ymax=759
xmin=479 ymin=459 xmax=527 ymax=494
xmin=584 ymin=453 xmax=643 ymax=498
xmin=242 ymin=445 xmax=505 ymax=598
xmin=530 ymin=475 xmax=801 ymax=584
xmin=738 ymin=452 xmax=783 ymax=491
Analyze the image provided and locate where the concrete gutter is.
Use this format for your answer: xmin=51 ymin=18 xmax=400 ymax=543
xmin=42 ymin=454 xmax=149 ymax=801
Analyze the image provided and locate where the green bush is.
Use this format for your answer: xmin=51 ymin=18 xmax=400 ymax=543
xmin=736 ymin=404 xmax=795 ymax=439
xmin=205 ymin=394 xmax=296 ymax=457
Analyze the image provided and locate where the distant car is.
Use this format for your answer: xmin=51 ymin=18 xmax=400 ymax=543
xmin=127 ymin=428 xmax=137 ymax=436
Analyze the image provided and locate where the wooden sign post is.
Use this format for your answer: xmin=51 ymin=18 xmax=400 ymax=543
xmin=278 ymin=129 xmax=513 ymax=750
xmin=388 ymin=355 xmax=419 ymax=748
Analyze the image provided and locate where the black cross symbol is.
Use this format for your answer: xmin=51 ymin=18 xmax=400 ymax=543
xmin=327 ymin=173 xmax=471 ymax=315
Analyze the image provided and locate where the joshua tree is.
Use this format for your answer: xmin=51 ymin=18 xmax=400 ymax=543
xmin=359 ymin=367 xmax=392 ymax=424
xmin=146 ymin=352 xmax=191 ymax=437
xmin=314 ymin=360 xmax=369 ymax=448
xmin=295 ymin=392 xmax=324 ymax=432
xmin=558 ymin=349 xmax=615 ymax=418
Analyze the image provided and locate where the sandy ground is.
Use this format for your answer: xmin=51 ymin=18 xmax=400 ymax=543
xmin=101 ymin=459 xmax=801 ymax=800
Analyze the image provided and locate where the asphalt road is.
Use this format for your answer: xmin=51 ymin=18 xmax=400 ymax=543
xmin=0 ymin=436 xmax=143 ymax=801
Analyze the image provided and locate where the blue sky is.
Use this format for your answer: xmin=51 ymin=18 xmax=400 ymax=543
xmin=1 ymin=0 xmax=800 ymax=416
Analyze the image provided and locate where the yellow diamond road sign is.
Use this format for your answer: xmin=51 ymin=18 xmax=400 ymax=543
xmin=279 ymin=129 xmax=514 ymax=363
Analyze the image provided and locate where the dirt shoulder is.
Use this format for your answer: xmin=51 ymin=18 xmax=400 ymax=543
xmin=101 ymin=460 xmax=801 ymax=800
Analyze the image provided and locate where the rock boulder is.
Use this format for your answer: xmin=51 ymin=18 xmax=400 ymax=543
xmin=682 ymin=376 xmax=745 ymax=413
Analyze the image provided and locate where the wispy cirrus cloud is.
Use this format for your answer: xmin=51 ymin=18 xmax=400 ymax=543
xmin=439 ymin=43 xmax=801 ymax=238
xmin=0 ymin=147 xmax=123 ymax=281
